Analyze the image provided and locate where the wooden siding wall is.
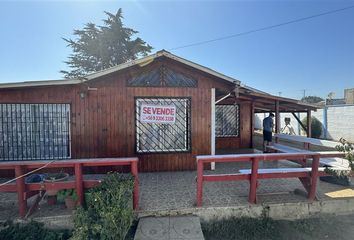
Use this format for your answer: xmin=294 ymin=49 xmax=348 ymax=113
xmin=0 ymin=58 xmax=251 ymax=172
xmin=215 ymin=100 xmax=252 ymax=150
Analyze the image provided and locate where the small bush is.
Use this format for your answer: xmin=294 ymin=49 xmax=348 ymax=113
xmin=0 ymin=220 xmax=71 ymax=240
xmin=71 ymin=172 xmax=134 ymax=240
xmin=302 ymin=116 xmax=322 ymax=138
xmin=336 ymin=138 xmax=354 ymax=171
xmin=57 ymin=189 xmax=78 ymax=202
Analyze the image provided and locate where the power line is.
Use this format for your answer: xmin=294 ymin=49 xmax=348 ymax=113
xmin=169 ymin=5 xmax=354 ymax=51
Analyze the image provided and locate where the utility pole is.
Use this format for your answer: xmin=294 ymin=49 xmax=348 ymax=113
xmin=278 ymin=92 xmax=282 ymax=97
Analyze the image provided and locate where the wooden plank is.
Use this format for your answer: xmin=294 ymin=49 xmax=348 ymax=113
xmin=266 ymin=143 xmax=310 ymax=153
xmin=320 ymin=157 xmax=350 ymax=169
xmin=197 ymin=152 xmax=318 ymax=163
xmin=239 ymin=167 xmax=324 ymax=174
xmin=203 ymin=174 xmax=249 ymax=181
xmin=0 ymin=183 xmax=17 ymax=192
xmin=0 ymin=157 xmax=139 ymax=169
xmin=274 ymin=134 xmax=340 ymax=148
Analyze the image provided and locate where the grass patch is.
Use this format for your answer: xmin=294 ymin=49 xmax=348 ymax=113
xmin=0 ymin=221 xmax=72 ymax=240
xmin=202 ymin=214 xmax=354 ymax=240
xmin=201 ymin=216 xmax=281 ymax=240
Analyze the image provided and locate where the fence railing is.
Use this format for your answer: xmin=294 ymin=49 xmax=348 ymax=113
xmin=0 ymin=157 xmax=139 ymax=218
xmin=196 ymin=153 xmax=322 ymax=207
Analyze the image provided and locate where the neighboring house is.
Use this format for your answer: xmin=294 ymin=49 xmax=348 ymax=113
xmin=0 ymin=50 xmax=316 ymax=172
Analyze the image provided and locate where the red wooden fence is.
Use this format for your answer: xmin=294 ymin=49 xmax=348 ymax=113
xmin=0 ymin=157 xmax=139 ymax=218
xmin=196 ymin=152 xmax=324 ymax=207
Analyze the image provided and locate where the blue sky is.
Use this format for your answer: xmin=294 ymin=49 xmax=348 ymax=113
xmin=0 ymin=0 xmax=353 ymax=100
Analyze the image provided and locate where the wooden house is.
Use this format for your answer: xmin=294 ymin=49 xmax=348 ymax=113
xmin=0 ymin=50 xmax=316 ymax=172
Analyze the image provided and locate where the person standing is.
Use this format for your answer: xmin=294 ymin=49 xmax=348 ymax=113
xmin=263 ymin=113 xmax=275 ymax=152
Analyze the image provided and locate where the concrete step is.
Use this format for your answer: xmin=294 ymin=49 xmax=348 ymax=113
xmin=134 ymin=216 xmax=204 ymax=240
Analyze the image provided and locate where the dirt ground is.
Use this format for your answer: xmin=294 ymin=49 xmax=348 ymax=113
xmin=202 ymin=213 xmax=354 ymax=240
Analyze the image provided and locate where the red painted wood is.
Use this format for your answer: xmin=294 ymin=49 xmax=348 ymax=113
xmin=196 ymin=152 xmax=325 ymax=207
xmin=75 ymin=163 xmax=84 ymax=206
xmin=27 ymin=181 xmax=75 ymax=191
xmin=26 ymin=180 xmax=100 ymax=191
xmin=203 ymin=174 xmax=249 ymax=182
xmin=249 ymin=158 xmax=259 ymax=204
xmin=196 ymin=160 xmax=204 ymax=207
xmin=299 ymin=177 xmax=312 ymax=196
xmin=15 ymin=166 xmax=26 ymax=218
xmin=131 ymin=161 xmax=139 ymax=210
xmin=250 ymin=101 xmax=255 ymax=148
xmin=0 ymin=158 xmax=139 ymax=217
xmin=308 ymin=155 xmax=320 ymax=200
xmin=257 ymin=172 xmax=310 ymax=179
xmin=216 ymin=137 xmax=240 ymax=150
xmin=0 ymin=157 xmax=138 ymax=170
xmin=196 ymin=152 xmax=318 ymax=164
xmin=0 ymin=183 xmax=16 ymax=192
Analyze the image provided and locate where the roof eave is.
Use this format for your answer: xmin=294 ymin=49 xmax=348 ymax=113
xmin=0 ymin=79 xmax=81 ymax=89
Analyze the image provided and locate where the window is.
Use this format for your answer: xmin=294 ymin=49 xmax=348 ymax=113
xmin=0 ymin=104 xmax=71 ymax=161
xmin=216 ymin=104 xmax=240 ymax=137
xmin=135 ymin=98 xmax=191 ymax=153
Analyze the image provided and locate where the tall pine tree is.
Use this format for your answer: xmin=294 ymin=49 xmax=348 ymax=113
xmin=61 ymin=9 xmax=153 ymax=78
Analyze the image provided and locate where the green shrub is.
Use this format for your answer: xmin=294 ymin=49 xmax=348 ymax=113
xmin=57 ymin=189 xmax=78 ymax=202
xmin=71 ymin=172 xmax=134 ymax=240
xmin=0 ymin=220 xmax=71 ymax=240
xmin=336 ymin=138 xmax=354 ymax=171
xmin=302 ymin=116 xmax=322 ymax=138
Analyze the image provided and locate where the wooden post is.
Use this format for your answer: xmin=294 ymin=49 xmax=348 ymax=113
xmin=275 ymin=100 xmax=280 ymax=134
xmin=248 ymin=158 xmax=259 ymax=204
xmin=251 ymin=101 xmax=255 ymax=148
xmin=15 ymin=166 xmax=27 ymax=218
xmin=196 ymin=160 xmax=204 ymax=207
xmin=131 ymin=161 xmax=139 ymax=210
xmin=308 ymin=154 xmax=319 ymax=200
xmin=211 ymin=88 xmax=216 ymax=170
xmin=307 ymin=109 xmax=312 ymax=138
xmin=75 ymin=163 xmax=84 ymax=206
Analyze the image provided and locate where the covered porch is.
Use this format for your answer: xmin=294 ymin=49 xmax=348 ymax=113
xmin=212 ymin=84 xmax=318 ymax=156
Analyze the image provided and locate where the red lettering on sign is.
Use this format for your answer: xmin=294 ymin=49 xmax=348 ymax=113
xmin=142 ymin=106 xmax=151 ymax=114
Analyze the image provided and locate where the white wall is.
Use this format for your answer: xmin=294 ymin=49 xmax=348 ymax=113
xmin=325 ymin=105 xmax=354 ymax=142
xmin=255 ymin=105 xmax=354 ymax=142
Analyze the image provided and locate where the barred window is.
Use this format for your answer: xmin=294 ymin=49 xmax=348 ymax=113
xmin=135 ymin=98 xmax=191 ymax=153
xmin=0 ymin=104 xmax=71 ymax=161
xmin=216 ymin=104 xmax=240 ymax=137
